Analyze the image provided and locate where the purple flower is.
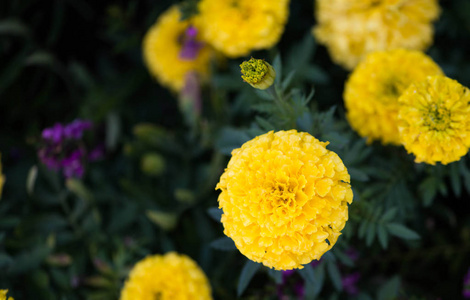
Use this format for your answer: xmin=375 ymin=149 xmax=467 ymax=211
xmin=342 ymin=272 xmax=361 ymax=295
xmin=179 ymin=26 xmax=204 ymax=60
xmin=463 ymin=268 xmax=470 ymax=298
xmin=64 ymin=119 xmax=93 ymax=140
xmin=62 ymin=149 xmax=85 ymax=178
xmin=42 ymin=123 xmax=65 ymax=143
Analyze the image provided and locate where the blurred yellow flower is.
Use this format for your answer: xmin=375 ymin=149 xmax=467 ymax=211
xmin=313 ymin=0 xmax=440 ymax=69
xmin=0 ymin=154 xmax=4 ymax=198
xmin=143 ymin=5 xmax=213 ymax=92
xmin=216 ymin=130 xmax=353 ymax=270
xmin=120 ymin=252 xmax=212 ymax=300
xmin=0 ymin=289 xmax=14 ymax=300
xmin=197 ymin=0 xmax=290 ymax=58
xmin=344 ymin=49 xmax=443 ymax=145
xmin=398 ymin=76 xmax=470 ymax=165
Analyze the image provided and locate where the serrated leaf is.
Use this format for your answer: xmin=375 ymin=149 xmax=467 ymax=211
xmin=377 ymin=276 xmax=401 ymax=300
xmin=207 ymin=207 xmax=223 ymax=222
xmin=210 ymin=237 xmax=237 ymax=251
xmin=386 ymin=223 xmax=420 ymax=240
xmin=237 ymin=260 xmax=261 ymax=296
xmin=282 ymin=70 xmax=296 ymax=90
xmin=298 ymin=263 xmax=316 ymax=284
xmin=327 ymin=261 xmax=342 ymax=291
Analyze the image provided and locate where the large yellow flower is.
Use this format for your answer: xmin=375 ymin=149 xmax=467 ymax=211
xmin=0 ymin=290 xmax=14 ymax=300
xmin=344 ymin=49 xmax=443 ymax=145
xmin=0 ymin=154 xmax=4 ymax=198
xmin=143 ymin=5 xmax=213 ymax=92
xmin=197 ymin=0 xmax=290 ymax=58
xmin=313 ymin=0 xmax=440 ymax=69
xmin=398 ymin=76 xmax=470 ymax=165
xmin=216 ymin=130 xmax=353 ymax=270
xmin=120 ymin=252 xmax=212 ymax=300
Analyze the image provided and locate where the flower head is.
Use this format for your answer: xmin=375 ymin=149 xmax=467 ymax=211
xmin=216 ymin=130 xmax=353 ymax=270
xmin=240 ymin=58 xmax=276 ymax=90
xmin=197 ymin=0 xmax=290 ymax=57
xmin=398 ymin=76 xmax=470 ymax=165
xmin=120 ymin=252 xmax=212 ymax=300
xmin=143 ymin=5 xmax=213 ymax=92
xmin=313 ymin=0 xmax=441 ymax=69
xmin=38 ymin=119 xmax=102 ymax=178
xmin=0 ymin=290 xmax=14 ymax=300
xmin=344 ymin=49 xmax=443 ymax=145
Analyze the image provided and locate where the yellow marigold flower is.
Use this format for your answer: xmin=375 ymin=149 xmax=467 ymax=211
xmin=143 ymin=5 xmax=213 ymax=92
xmin=398 ymin=76 xmax=470 ymax=165
xmin=0 ymin=290 xmax=14 ymax=300
xmin=344 ymin=49 xmax=443 ymax=145
xmin=313 ymin=0 xmax=441 ymax=69
xmin=120 ymin=252 xmax=212 ymax=300
xmin=240 ymin=58 xmax=276 ymax=90
xmin=197 ymin=0 xmax=290 ymax=58
xmin=216 ymin=130 xmax=353 ymax=270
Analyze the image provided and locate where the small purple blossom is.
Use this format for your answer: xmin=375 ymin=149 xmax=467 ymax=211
xmin=62 ymin=149 xmax=85 ymax=178
xmin=463 ymin=268 xmax=470 ymax=298
xmin=342 ymin=272 xmax=361 ymax=296
xmin=38 ymin=119 xmax=102 ymax=179
xmin=179 ymin=26 xmax=204 ymax=60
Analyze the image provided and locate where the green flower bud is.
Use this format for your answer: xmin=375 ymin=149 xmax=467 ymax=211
xmin=141 ymin=153 xmax=165 ymax=176
xmin=240 ymin=58 xmax=276 ymax=90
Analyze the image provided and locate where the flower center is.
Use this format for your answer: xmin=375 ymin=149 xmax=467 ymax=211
xmin=424 ymin=104 xmax=451 ymax=131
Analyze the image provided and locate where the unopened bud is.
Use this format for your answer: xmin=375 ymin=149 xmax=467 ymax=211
xmin=240 ymin=58 xmax=276 ymax=90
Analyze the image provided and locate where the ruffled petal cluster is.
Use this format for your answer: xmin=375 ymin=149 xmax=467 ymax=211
xmin=143 ymin=5 xmax=213 ymax=92
xmin=120 ymin=252 xmax=212 ymax=300
xmin=216 ymin=130 xmax=353 ymax=270
xmin=398 ymin=76 xmax=470 ymax=165
xmin=344 ymin=49 xmax=443 ymax=145
xmin=313 ymin=0 xmax=440 ymax=69
xmin=197 ymin=0 xmax=290 ymax=57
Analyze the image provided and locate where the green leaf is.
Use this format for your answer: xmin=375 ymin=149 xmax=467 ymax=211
xmin=419 ymin=176 xmax=438 ymax=206
xmin=207 ymin=207 xmax=223 ymax=222
xmin=366 ymin=223 xmax=376 ymax=246
xmin=24 ymin=51 xmax=56 ymax=67
xmin=282 ymin=70 xmax=296 ymax=90
xmin=272 ymin=54 xmax=282 ymax=85
xmin=26 ymin=165 xmax=38 ymax=196
xmin=146 ymin=210 xmax=178 ymax=231
xmin=298 ymin=263 xmax=316 ymax=284
xmin=349 ymin=167 xmax=369 ymax=182
xmin=255 ymin=116 xmax=276 ymax=131
xmin=327 ymin=261 xmax=342 ymax=291
xmin=313 ymin=263 xmax=325 ymax=295
xmin=210 ymin=237 xmax=237 ymax=251
xmin=386 ymin=223 xmax=420 ymax=240
xmin=215 ymin=127 xmax=251 ymax=155
xmin=106 ymin=111 xmax=121 ymax=151
xmin=377 ymin=225 xmax=389 ymax=249
xmin=267 ymin=268 xmax=283 ymax=284
xmin=0 ymin=19 xmax=29 ymax=36
xmin=377 ymin=276 xmax=401 ymax=300
xmin=381 ymin=207 xmax=398 ymax=222
xmin=237 ymin=260 xmax=261 ymax=296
